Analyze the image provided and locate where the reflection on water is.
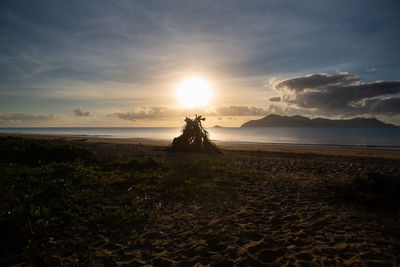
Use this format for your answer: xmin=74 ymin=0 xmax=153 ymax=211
xmin=209 ymin=127 xmax=400 ymax=148
xmin=0 ymin=127 xmax=399 ymax=149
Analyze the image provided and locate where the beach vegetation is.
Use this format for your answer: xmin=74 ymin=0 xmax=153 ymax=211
xmin=0 ymin=136 xmax=92 ymax=165
xmin=0 ymin=136 xmax=248 ymax=264
xmin=332 ymin=172 xmax=400 ymax=208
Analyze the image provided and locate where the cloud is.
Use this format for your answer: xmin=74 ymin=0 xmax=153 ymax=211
xmin=268 ymin=97 xmax=281 ymax=102
xmin=273 ymin=73 xmax=360 ymax=92
xmin=216 ymin=106 xmax=267 ymax=116
xmin=113 ymin=109 xmax=156 ymax=121
xmin=113 ymin=107 xmax=205 ymax=121
xmin=73 ymin=108 xmax=91 ymax=117
xmin=357 ymin=97 xmax=400 ymax=115
xmin=269 ymin=73 xmax=400 ymax=116
xmin=2 ymin=0 xmax=400 ymax=113
xmin=0 ymin=113 xmax=57 ymax=123
xmin=112 ymin=105 xmax=268 ymax=121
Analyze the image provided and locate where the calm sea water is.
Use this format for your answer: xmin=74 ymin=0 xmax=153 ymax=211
xmin=0 ymin=127 xmax=399 ymax=149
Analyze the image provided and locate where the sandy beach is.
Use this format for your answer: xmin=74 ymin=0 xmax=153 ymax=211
xmin=4 ymin=0 xmax=400 ymax=265
xmin=1 ymin=134 xmax=400 ymax=266
xmin=2 ymin=133 xmax=400 ymax=159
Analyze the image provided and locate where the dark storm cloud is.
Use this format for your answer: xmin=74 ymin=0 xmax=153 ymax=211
xmin=0 ymin=113 xmax=56 ymax=122
xmin=274 ymin=73 xmax=360 ymax=92
xmin=359 ymin=97 xmax=400 ymax=115
xmin=270 ymin=73 xmax=400 ymax=115
xmin=73 ymin=108 xmax=91 ymax=117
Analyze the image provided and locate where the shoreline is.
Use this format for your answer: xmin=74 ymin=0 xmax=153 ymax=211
xmin=2 ymin=133 xmax=399 ymax=159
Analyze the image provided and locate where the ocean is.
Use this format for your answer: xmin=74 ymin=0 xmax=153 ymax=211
xmin=0 ymin=127 xmax=399 ymax=149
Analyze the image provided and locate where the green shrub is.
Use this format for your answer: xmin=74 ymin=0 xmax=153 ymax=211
xmin=340 ymin=173 xmax=400 ymax=208
xmin=0 ymin=161 xmax=89 ymax=257
xmin=0 ymin=137 xmax=248 ymax=264
xmin=0 ymin=136 xmax=93 ymax=165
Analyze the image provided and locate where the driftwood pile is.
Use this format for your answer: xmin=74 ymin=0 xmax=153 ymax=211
xmin=168 ymin=115 xmax=221 ymax=154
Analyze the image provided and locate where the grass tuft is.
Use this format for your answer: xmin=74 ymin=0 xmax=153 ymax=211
xmin=334 ymin=172 xmax=400 ymax=209
xmin=0 ymin=136 xmax=92 ymax=165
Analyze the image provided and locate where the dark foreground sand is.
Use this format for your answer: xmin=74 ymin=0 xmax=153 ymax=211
xmin=2 ymin=134 xmax=400 ymax=266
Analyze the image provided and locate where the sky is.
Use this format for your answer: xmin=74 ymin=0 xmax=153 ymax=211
xmin=1 ymin=0 xmax=400 ymax=127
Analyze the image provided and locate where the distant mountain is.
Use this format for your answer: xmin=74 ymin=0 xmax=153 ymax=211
xmin=241 ymin=114 xmax=398 ymax=128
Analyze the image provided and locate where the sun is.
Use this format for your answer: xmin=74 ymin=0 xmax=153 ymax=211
xmin=176 ymin=77 xmax=212 ymax=108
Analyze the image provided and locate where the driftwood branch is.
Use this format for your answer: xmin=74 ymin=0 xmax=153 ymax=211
xmin=168 ymin=115 xmax=221 ymax=154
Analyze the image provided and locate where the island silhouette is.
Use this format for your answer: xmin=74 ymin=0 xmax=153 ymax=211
xmin=241 ymin=114 xmax=398 ymax=128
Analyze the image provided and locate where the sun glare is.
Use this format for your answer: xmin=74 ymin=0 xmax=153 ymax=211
xmin=176 ymin=77 xmax=212 ymax=108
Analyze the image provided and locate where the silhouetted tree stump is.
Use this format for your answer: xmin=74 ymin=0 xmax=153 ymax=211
xmin=168 ymin=115 xmax=221 ymax=154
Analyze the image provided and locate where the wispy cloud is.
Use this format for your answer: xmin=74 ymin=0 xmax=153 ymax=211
xmin=216 ymin=106 xmax=267 ymax=116
xmin=112 ymin=107 xmax=212 ymax=121
xmin=0 ymin=113 xmax=57 ymax=123
xmin=112 ymin=105 xmax=268 ymax=121
xmin=1 ymin=1 xmax=400 ymax=124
